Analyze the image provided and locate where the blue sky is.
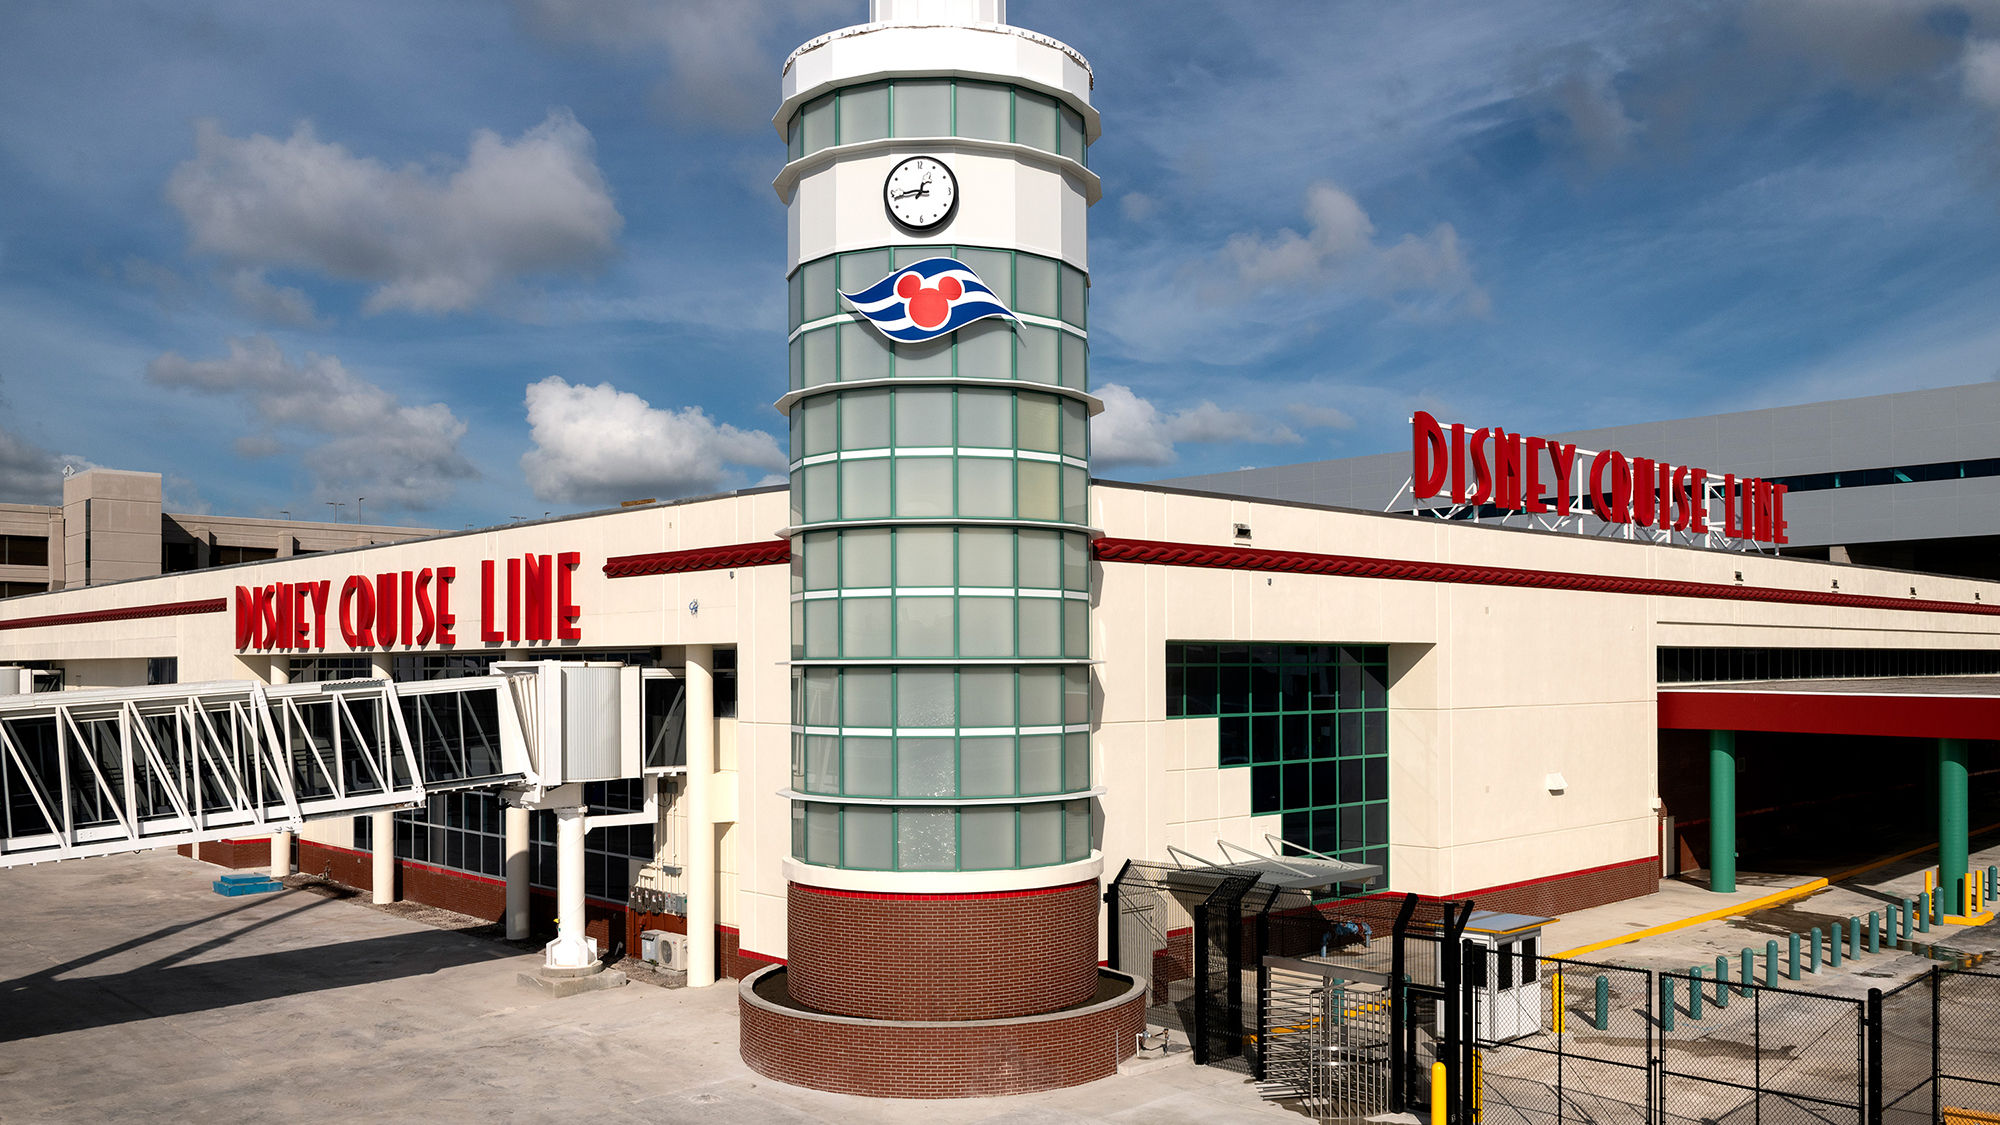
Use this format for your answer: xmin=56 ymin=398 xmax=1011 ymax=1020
xmin=3 ymin=0 xmax=2000 ymax=528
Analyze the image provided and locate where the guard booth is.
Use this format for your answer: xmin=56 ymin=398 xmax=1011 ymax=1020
xmin=1456 ymin=910 xmax=1554 ymax=1042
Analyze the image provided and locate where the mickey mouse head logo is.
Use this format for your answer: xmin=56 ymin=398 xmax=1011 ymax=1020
xmin=896 ymin=273 xmax=963 ymax=331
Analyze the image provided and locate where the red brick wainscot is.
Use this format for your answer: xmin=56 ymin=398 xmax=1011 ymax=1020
xmin=785 ymin=879 xmax=1101 ymax=1021
xmin=177 ymin=838 xmax=273 ymax=869
xmin=740 ymin=964 xmax=1145 ymax=1098
xmin=1459 ymin=856 xmax=1660 ymax=918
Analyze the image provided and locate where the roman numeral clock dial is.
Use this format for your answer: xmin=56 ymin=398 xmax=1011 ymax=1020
xmin=884 ymin=156 xmax=958 ymax=231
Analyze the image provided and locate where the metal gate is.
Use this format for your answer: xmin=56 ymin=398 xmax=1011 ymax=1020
xmin=1259 ymin=955 xmax=1394 ymax=1121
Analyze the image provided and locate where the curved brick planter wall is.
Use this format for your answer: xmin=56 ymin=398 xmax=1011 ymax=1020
xmin=740 ymin=965 xmax=1145 ymax=1098
xmin=784 ymin=880 xmax=1100 ymax=1021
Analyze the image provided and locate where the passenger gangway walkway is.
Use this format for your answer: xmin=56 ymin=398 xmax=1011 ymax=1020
xmin=0 ymin=664 xmax=590 ymax=867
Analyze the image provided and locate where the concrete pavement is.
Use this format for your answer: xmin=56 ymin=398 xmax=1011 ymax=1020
xmin=0 ymin=850 xmax=1298 ymax=1125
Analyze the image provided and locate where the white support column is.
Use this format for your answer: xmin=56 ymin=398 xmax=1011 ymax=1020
xmin=685 ymin=644 xmax=716 ymax=987
xmin=371 ymin=811 xmax=395 ymax=904
xmin=505 ymin=804 xmax=531 ymax=940
xmin=368 ymin=655 xmax=396 ymax=904
xmin=267 ymin=656 xmax=292 ymax=878
xmin=544 ymin=800 xmax=596 ymax=969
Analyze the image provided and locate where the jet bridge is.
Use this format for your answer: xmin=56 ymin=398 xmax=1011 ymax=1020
xmin=0 ymin=661 xmax=641 ymax=869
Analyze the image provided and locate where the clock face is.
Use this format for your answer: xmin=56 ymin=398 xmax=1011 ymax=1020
xmin=884 ymin=156 xmax=958 ymax=231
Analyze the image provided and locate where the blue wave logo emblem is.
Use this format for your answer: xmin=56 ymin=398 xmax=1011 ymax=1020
xmin=839 ymin=257 xmax=1017 ymax=343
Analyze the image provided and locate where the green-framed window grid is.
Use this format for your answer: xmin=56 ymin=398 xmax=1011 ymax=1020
xmin=791 ymin=731 xmax=1091 ymax=800
xmin=790 ymin=798 xmax=1093 ymax=871
xmin=791 ymin=589 xmax=1089 ymax=660
xmin=1165 ymin=642 xmax=1390 ymax=877
xmin=791 ymin=245 xmax=1085 ymax=332
xmin=787 ymin=78 xmax=1088 ymax=168
xmin=794 ymin=663 xmax=1090 ymax=729
xmin=789 ymin=318 xmax=1085 ymax=393
xmin=792 ymin=526 xmax=1091 ymax=595
xmin=787 ymin=453 xmax=1088 ymax=527
xmin=789 ymin=384 xmax=1089 ymax=464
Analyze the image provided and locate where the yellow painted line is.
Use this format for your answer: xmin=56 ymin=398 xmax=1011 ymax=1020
xmin=1555 ymin=820 xmax=2000 ymax=958
xmin=1826 ymin=819 xmax=2000 ymax=884
xmin=1554 ymin=878 xmax=1830 ymax=959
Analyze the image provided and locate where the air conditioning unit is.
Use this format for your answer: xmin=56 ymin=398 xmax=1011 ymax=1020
xmin=640 ymin=929 xmax=688 ymax=971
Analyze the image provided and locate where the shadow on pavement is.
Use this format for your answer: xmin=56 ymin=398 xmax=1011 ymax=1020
xmin=0 ymin=893 xmax=513 ymax=1043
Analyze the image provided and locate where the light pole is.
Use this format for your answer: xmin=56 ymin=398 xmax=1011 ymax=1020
xmin=325 ymin=501 xmax=344 ymax=523
xmin=357 ymin=497 xmax=365 ymax=524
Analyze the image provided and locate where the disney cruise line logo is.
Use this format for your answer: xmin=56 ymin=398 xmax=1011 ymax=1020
xmin=840 ymin=257 xmax=1017 ymax=343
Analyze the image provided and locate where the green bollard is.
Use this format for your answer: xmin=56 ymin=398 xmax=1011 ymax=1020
xmin=1830 ymin=922 xmax=1844 ymax=967
xmin=1919 ymin=893 xmax=1931 ymax=933
xmin=1766 ymin=940 xmax=1779 ymax=985
xmin=1689 ymin=969 xmax=1704 ymax=1019
xmin=1904 ymin=898 xmax=1917 ymax=939
xmin=1740 ymin=948 xmax=1754 ymax=995
xmin=1661 ymin=978 xmax=1677 ymax=1032
xmin=1594 ymin=975 xmax=1609 ymax=1031
xmin=1808 ymin=927 xmax=1822 ymax=973
xmin=1868 ymin=912 xmax=1880 ymax=955
xmin=1330 ymin=982 xmax=1345 ymax=1025
xmin=1788 ymin=933 xmax=1801 ymax=980
xmin=1714 ymin=957 xmax=1731 ymax=1007
xmin=1848 ymin=917 xmax=1861 ymax=958
xmin=1988 ymin=865 xmax=1997 ymax=904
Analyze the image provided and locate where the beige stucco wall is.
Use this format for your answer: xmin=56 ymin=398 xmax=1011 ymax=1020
xmin=8 ymin=480 xmax=2000 ymax=959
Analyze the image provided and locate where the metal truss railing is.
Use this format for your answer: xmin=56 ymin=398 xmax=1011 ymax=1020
xmin=0 ymin=672 xmax=538 ymax=867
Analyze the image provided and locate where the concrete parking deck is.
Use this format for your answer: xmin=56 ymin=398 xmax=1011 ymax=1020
xmin=0 ymin=851 xmax=1298 ymax=1125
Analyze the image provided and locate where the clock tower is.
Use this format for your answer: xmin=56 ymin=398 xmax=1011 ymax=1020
xmin=745 ymin=0 xmax=1142 ymax=1098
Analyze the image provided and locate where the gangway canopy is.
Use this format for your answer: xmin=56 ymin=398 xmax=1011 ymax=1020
xmin=0 ymin=661 xmax=633 ymax=868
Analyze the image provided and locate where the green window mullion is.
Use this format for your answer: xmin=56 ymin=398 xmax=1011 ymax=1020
xmin=948 ymin=80 xmax=957 ymax=135
xmin=1012 ymin=668 xmax=1022 ymax=795
xmin=952 ymin=670 xmax=962 ymax=797
xmin=832 ymin=90 xmax=841 ymax=147
xmin=885 ymin=82 xmax=894 ymax=139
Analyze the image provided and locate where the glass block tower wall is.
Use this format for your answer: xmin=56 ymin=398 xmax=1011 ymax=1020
xmin=766 ymin=0 xmax=1107 ymax=1036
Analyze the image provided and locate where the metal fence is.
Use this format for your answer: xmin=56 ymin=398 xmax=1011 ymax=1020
xmin=1105 ymin=862 xmax=1998 ymax=1125
xmin=1881 ymin=967 xmax=2000 ymax=1124
xmin=1467 ymin=955 xmax=1999 ymax=1125
xmin=1471 ymin=957 xmax=1656 ymax=1125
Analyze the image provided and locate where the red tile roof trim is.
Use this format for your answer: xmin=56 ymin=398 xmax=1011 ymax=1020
xmin=1091 ymin=536 xmax=2000 ymax=618
xmin=0 ymin=597 xmax=228 ymax=632
xmin=603 ymin=539 xmax=791 ymax=579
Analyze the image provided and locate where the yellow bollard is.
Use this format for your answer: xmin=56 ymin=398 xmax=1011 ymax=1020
xmin=1551 ymin=970 xmax=1564 ymax=1035
xmin=1432 ymin=1062 xmax=1448 ymax=1125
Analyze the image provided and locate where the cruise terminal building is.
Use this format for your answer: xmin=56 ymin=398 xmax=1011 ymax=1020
xmin=3 ymin=0 xmax=1998 ymax=1100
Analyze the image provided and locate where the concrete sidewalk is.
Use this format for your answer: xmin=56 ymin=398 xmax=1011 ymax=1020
xmin=0 ymin=850 xmax=1296 ymax=1125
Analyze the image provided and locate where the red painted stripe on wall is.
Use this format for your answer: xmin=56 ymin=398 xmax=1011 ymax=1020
xmin=791 ymin=878 xmax=1098 ymax=903
xmin=1659 ymin=690 xmax=2000 ymax=740
xmin=0 ymin=596 xmax=228 ymax=632
xmin=603 ymin=539 xmax=790 ymax=579
xmin=1092 ymin=536 xmax=1998 ymax=618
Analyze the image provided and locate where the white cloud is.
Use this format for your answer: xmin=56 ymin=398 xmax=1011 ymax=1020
xmin=146 ymin=336 xmax=476 ymax=510
xmin=1967 ymin=39 xmax=2000 ymax=111
xmin=227 ymin=269 xmax=321 ymax=327
xmin=514 ymin=0 xmax=847 ymax=129
xmin=1092 ymin=383 xmax=1301 ymax=469
xmin=0 ymin=426 xmax=62 ymax=503
xmin=1120 ymin=191 xmax=1159 ymax=222
xmin=166 ymin=111 xmax=621 ymax=315
xmin=1101 ymin=181 xmax=1489 ymax=365
xmin=519 ymin=376 xmax=786 ymax=506
xmin=1287 ymin=403 xmax=1357 ymax=431
xmin=1222 ymin=182 xmax=1484 ymax=313
xmin=1550 ymin=65 xmax=1638 ymax=167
